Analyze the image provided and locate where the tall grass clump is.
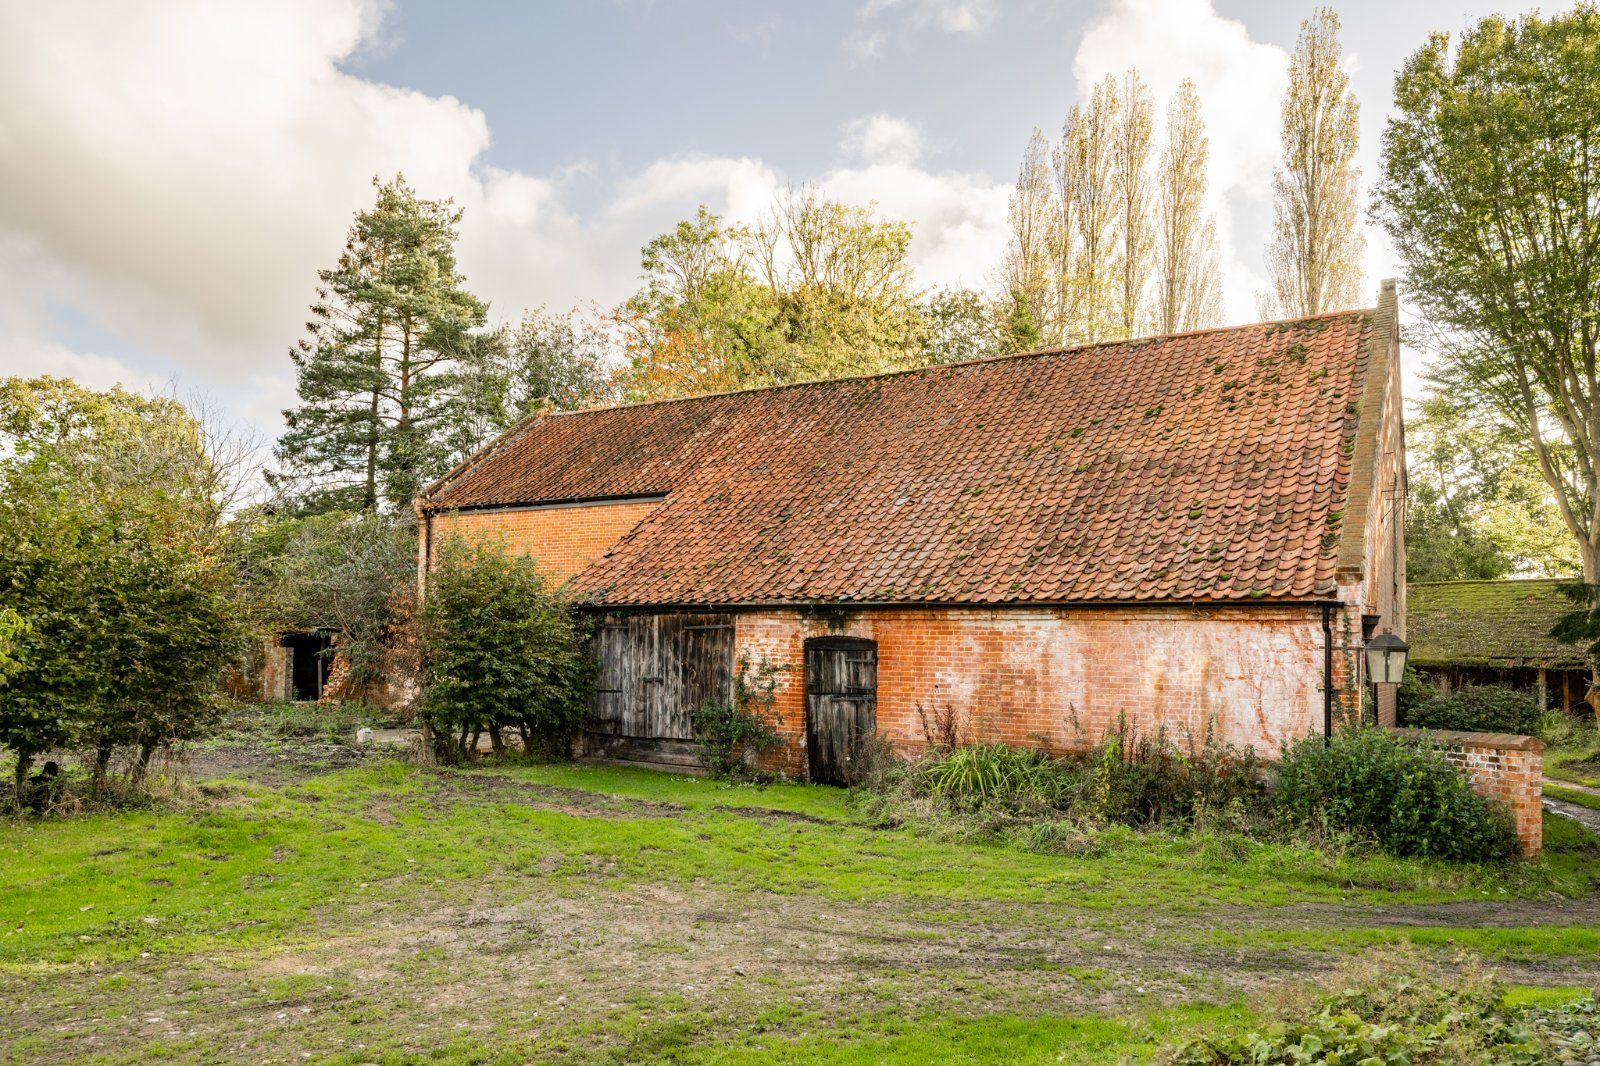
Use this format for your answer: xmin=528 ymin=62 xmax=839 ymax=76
xmin=916 ymin=743 xmax=1071 ymax=812
xmin=1078 ymin=724 xmax=1262 ymax=828
xmin=860 ymin=720 xmax=1267 ymax=845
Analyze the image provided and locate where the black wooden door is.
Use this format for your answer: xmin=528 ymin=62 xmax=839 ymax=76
xmin=805 ymin=637 xmax=877 ymax=785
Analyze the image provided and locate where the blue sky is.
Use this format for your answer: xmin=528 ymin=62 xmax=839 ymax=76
xmin=0 ymin=0 xmax=1548 ymax=443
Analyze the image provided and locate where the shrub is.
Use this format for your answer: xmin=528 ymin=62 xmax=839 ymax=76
xmin=1537 ymin=707 xmax=1598 ymax=752
xmin=1405 ymin=684 xmax=1542 ymax=735
xmin=419 ymin=535 xmax=592 ymax=762
xmin=1076 ymin=723 xmax=1263 ymax=828
xmin=1273 ymin=727 xmax=1519 ymax=862
xmin=691 ymin=699 xmax=781 ymax=779
xmin=0 ymin=379 xmax=249 ymax=803
xmin=691 ymin=653 xmax=784 ymax=779
xmin=1395 ymin=665 xmax=1435 ymax=720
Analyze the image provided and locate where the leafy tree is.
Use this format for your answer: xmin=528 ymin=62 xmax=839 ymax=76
xmin=613 ymin=207 xmax=782 ymax=401
xmin=0 ymin=607 xmax=25 ymax=684
xmin=917 ymin=288 xmax=1010 ymax=364
xmin=1265 ymin=7 xmax=1365 ymax=318
xmin=1110 ymin=70 xmax=1156 ymax=336
xmin=1056 ymin=75 xmax=1120 ymax=343
xmin=250 ymin=509 xmax=417 ymax=697
xmin=1403 ymin=393 xmax=1580 ymax=581
xmin=276 ymin=175 xmax=489 ymax=513
xmin=453 ymin=307 xmax=615 ymax=446
xmin=1374 ymin=7 xmax=1600 ymax=584
xmin=1007 ymin=72 xmax=1219 ymax=345
xmin=614 ymin=190 xmax=925 ymax=400
xmin=0 ymin=378 xmax=247 ymax=795
xmin=1153 ymin=80 xmax=1223 ymax=335
xmin=419 ymin=536 xmax=591 ymax=760
xmin=1000 ymin=129 xmax=1056 ymax=348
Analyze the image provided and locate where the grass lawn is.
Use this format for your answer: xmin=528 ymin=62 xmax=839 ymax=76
xmin=1546 ymin=781 xmax=1600 ymax=812
xmin=1547 ymin=754 xmax=1600 ymax=790
xmin=3 ymin=750 xmax=1598 ymax=1063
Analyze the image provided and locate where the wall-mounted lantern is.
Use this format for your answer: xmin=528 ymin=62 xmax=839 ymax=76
xmin=1364 ymin=630 xmax=1409 ymax=687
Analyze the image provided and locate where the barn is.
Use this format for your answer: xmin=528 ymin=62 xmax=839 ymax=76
xmin=416 ymin=282 xmax=1405 ymax=781
xmin=1406 ymin=578 xmax=1591 ymax=713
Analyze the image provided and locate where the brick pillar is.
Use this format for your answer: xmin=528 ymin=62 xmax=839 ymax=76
xmin=260 ymin=637 xmax=290 ymax=702
xmin=1376 ymin=684 xmax=1397 ymax=728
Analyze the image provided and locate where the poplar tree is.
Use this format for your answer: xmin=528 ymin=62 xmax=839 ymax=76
xmin=1001 ymin=129 xmax=1057 ymax=347
xmin=276 ymin=175 xmax=488 ymax=512
xmin=1110 ymin=71 xmax=1155 ymax=338
xmin=1057 ymin=76 xmax=1119 ymax=344
xmin=1154 ymin=80 xmax=1224 ymax=334
xmin=1264 ymin=8 xmax=1364 ymax=318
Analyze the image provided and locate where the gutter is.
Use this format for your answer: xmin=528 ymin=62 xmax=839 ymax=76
xmin=1322 ymin=603 xmax=1334 ymax=744
xmin=578 ymin=597 xmax=1346 ymax=613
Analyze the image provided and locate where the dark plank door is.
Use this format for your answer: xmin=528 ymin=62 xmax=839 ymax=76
xmin=805 ymin=637 xmax=877 ymax=786
xmin=588 ymin=614 xmax=734 ymax=741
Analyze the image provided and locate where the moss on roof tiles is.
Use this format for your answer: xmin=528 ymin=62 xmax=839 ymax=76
xmin=1407 ymin=578 xmax=1588 ymax=668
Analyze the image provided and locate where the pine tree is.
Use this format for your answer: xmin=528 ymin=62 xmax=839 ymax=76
xmin=276 ymin=175 xmax=487 ymax=512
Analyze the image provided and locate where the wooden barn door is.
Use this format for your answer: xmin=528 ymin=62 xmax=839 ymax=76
xmin=588 ymin=614 xmax=735 ymax=766
xmin=805 ymin=637 xmax=877 ymax=786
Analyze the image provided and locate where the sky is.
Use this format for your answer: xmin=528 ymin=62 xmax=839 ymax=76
xmin=0 ymin=0 xmax=1549 ymax=447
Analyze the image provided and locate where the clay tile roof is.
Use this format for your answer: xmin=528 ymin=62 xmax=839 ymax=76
xmin=424 ymin=309 xmax=1382 ymax=606
xmin=1407 ymin=579 xmax=1587 ymax=668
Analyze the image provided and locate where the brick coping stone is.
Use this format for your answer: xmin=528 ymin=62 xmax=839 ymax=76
xmin=1389 ymin=727 xmax=1543 ymax=751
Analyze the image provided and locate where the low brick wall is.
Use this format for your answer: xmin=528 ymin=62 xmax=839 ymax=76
xmin=1390 ymin=727 xmax=1543 ymax=858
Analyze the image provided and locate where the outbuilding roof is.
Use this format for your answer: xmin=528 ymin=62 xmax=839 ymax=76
xmin=1407 ymin=579 xmax=1588 ymax=668
xmin=423 ymin=304 xmax=1390 ymax=607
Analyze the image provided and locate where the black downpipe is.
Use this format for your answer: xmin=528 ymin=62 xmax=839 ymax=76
xmin=1321 ymin=604 xmax=1334 ymax=745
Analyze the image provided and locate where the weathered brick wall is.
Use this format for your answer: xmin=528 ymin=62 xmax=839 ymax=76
xmin=1390 ymin=727 xmax=1543 ymax=857
xmin=735 ymin=606 xmax=1329 ymax=777
xmin=426 ymin=500 xmax=661 ymax=586
xmin=260 ymin=637 xmax=290 ymax=702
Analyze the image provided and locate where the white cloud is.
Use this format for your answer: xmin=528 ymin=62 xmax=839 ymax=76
xmin=606 ymin=157 xmax=783 ymax=226
xmin=843 ymin=31 xmax=886 ymax=59
xmin=863 ymin=0 xmax=998 ymax=34
xmin=0 ymin=0 xmax=1015 ymax=446
xmin=822 ymin=115 xmax=1008 ymax=291
xmin=0 ymin=338 xmax=163 ymax=394
xmin=0 ymin=0 xmax=634 ymax=390
xmin=841 ymin=114 xmax=927 ymax=167
xmin=1072 ymin=0 xmax=1290 ymax=323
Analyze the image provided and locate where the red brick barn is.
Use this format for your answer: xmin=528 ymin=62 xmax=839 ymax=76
xmin=417 ymin=283 xmax=1406 ymax=781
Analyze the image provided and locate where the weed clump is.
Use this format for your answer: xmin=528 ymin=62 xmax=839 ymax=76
xmin=1166 ymin=948 xmax=1548 ymax=1064
xmin=857 ymin=719 xmax=1268 ymax=848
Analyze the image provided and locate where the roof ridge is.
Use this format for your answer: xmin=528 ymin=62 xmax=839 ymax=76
xmin=545 ymin=305 xmax=1379 ymax=420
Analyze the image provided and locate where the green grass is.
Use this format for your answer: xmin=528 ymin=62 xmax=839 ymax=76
xmin=1546 ymin=781 xmax=1600 ymax=811
xmin=1545 ymin=747 xmax=1600 ymax=789
xmin=679 ymin=1002 xmax=1255 ymax=1064
xmin=2 ymin=759 xmax=1598 ymax=1063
